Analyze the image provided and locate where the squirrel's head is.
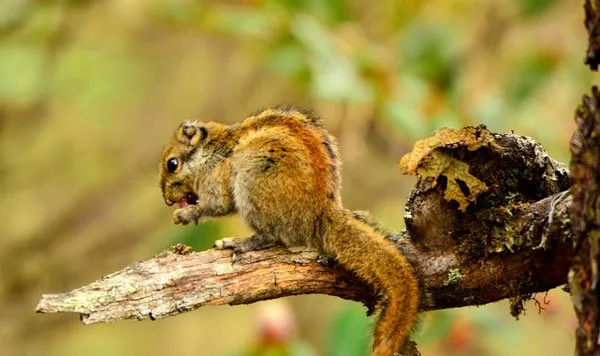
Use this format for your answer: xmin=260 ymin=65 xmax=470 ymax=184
xmin=159 ymin=121 xmax=230 ymax=208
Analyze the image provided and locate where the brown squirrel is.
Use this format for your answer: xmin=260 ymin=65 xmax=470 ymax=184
xmin=159 ymin=106 xmax=419 ymax=356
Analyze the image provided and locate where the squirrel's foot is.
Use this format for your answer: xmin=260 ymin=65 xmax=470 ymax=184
xmin=213 ymin=235 xmax=275 ymax=254
xmin=172 ymin=206 xmax=201 ymax=225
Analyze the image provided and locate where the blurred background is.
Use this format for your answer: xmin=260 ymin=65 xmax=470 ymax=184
xmin=0 ymin=0 xmax=589 ymax=355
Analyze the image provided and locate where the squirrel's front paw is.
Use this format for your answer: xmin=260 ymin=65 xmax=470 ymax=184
xmin=172 ymin=207 xmax=200 ymax=225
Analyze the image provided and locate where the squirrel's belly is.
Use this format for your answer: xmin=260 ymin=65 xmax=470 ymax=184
xmin=233 ymin=184 xmax=321 ymax=248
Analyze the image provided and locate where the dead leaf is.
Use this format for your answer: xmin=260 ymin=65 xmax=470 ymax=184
xmin=399 ymin=126 xmax=494 ymax=211
xmin=399 ymin=125 xmax=496 ymax=175
xmin=422 ymin=151 xmax=488 ymax=211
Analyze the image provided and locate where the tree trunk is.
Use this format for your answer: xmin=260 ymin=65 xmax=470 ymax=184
xmin=568 ymin=3 xmax=600 ymax=354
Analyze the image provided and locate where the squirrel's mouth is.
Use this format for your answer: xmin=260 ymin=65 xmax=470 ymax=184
xmin=178 ymin=192 xmax=199 ymax=208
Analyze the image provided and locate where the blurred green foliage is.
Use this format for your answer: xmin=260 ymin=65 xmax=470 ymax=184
xmin=328 ymin=304 xmax=371 ymax=356
xmin=171 ymin=221 xmax=221 ymax=251
xmin=519 ymin=0 xmax=557 ymax=17
xmin=1 ymin=0 xmax=586 ymax=356
xmin=0 ymin=43 xmax=44 ymax=103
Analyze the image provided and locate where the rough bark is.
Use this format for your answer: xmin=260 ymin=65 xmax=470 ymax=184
xmin=584 ymin=0 xmax=600 ymax=71
xmin=36 ymin=130 xmax=575 ymax=325
xmin=570 ymin=86 xmax=600 ymax=356
xmin=569 ymin=2 xmax=600 ymax=354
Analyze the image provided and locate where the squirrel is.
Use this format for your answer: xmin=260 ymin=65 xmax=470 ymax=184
xmin=159 ymin=106 xmax=419 ymax=356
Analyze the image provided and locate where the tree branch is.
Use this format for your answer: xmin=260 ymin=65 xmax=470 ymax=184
xmin=36 ymin=129 xmax=574 ymax=325
xmin=36 ymin=191 xmax=573 ymax=324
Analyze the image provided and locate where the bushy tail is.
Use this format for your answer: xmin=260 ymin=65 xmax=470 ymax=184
xmin=326 ymin=212 xmax=419 ymax=356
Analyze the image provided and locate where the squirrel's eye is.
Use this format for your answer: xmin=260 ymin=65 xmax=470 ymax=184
xmin=166 ymin=157 xmax=179 ymax=172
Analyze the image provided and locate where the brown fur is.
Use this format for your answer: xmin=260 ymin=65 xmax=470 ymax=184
xmin=159 ymin=107 xmax=419 ymax=355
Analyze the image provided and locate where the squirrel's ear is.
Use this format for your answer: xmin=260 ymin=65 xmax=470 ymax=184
xmin=177 ymin=121 xmax=208 ymax=146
